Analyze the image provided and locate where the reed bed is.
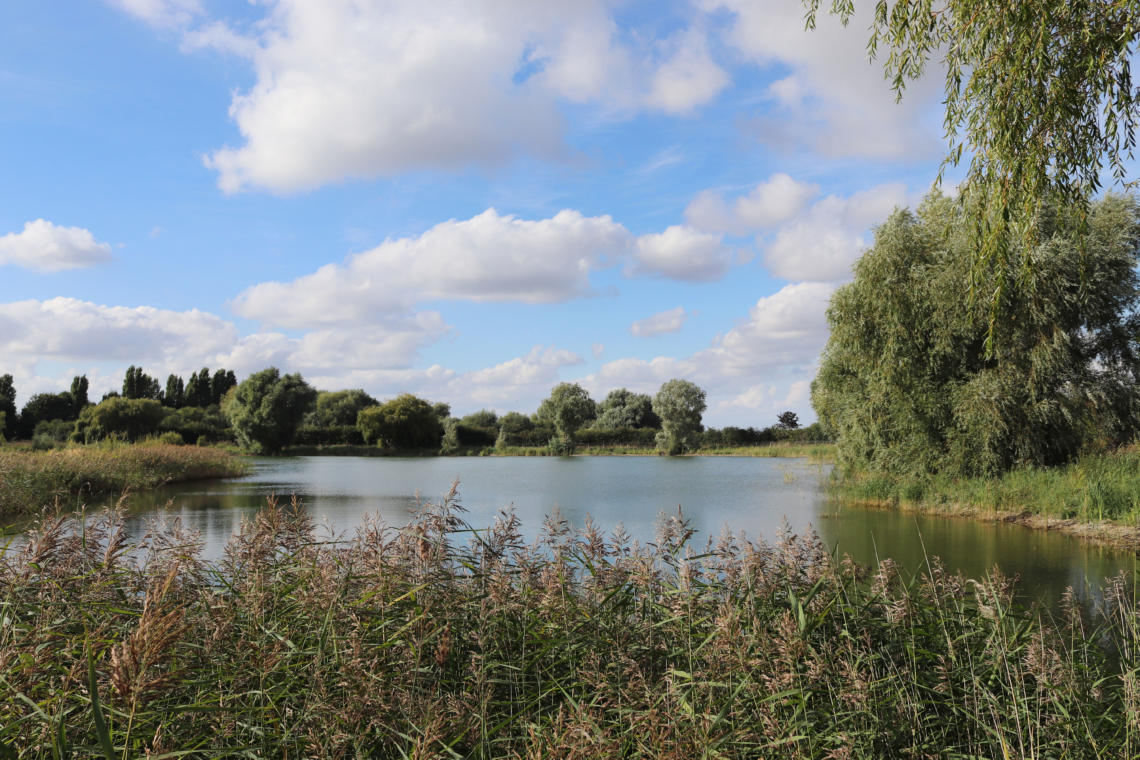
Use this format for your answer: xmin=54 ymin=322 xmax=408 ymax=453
xmin=2 ymin=491 xmax=1138 ymax=758
xmin=0 ymin=444 xmax=248 ymax=520
xmin=835 ymin=445 xmax=1140 ymax=526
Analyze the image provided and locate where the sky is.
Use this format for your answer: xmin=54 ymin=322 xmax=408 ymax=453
xmin=0 ymin=0 xmax=954 ymax=426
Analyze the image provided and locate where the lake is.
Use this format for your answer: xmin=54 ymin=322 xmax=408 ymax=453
xmin=86 ymin=454 xmax=1137 ymax=605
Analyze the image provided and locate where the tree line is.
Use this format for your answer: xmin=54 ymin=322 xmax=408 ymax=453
xmin=0 ymin=366 xmax=819 ymax=455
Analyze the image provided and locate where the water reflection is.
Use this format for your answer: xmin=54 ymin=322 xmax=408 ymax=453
xmin=8 ymin=455 xmax=1136 ymax=605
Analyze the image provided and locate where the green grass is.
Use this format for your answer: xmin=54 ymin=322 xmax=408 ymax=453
xmin=2 ymin=494 xmax=1137 ymax=757
xmin=833 ymin=444 xmax=1140 ymax=526
xmin=0 ymin=442 xmax=249 ymax=520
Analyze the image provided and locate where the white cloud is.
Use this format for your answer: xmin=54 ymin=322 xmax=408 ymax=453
xmin=630 ymin=306 xmax=688 ymax=338
xmin=763 ymin=183 xmax=908 ymax=281
xmin=685 ymin=174 xmax=819 ymax=234
xmin=703 ymin=0 xmax=942 ymax=159
xmin=173 ymin=0 xmax=728 ymax=192
xmin=0 ymin=298 xmax=237 ymax=372
xmin=233 ymin=208 xmax=632 ymax=329
xmin=645 ymin=30 xmax=729 ymax=114
xmin=108 ymin=0 xmax=202 ymax=28
xmin=631 ymin=225 xmax=731 ymax=281
xmin=582 ymin=282 xmax=835 ymax=425
xmin=0 ymin=220 xmax=113 ymax=272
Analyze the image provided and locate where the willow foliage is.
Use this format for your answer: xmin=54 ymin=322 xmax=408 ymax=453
xmin=805 ymin=0 xmax=1140 ymax=344
xmin=812 ymin=193 xmax=1140 ymax=477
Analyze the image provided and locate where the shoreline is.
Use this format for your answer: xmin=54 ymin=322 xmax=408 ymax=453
xmin=834 ymin=494 xmax=1140 ymax=554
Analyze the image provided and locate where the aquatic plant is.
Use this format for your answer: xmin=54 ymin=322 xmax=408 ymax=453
xmin=1 ymin=491 xmax=1136 ymax=757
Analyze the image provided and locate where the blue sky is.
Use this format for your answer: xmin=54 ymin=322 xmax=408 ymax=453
xmin=0 ymin=0 xmax=952 ymax=425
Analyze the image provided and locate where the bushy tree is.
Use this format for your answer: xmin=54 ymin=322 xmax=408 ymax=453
xmin=0 ymin=374 xmax=16 ymax=439
xmin=812 ymin=193 xmax=1140 ymax=477
xmin=222 ymin=368 xmax=317 ymax=454
xmin=596 ymin=388 xmax=660 ymax=429
xmin=431 ymin=402 xmax=452 ymax=420
xmin=776 ymin=411 xmax=800 ymax=430
xmin=653 ymin=379 xmax=706 ymax=455
xmin=460 ymin=410 xmax=498 ymax=430
xmin=73 ymin=397 xmax=165 ymax=443
xmin=806 ymin=0 xmax=1140 ymax=333
xmin=540 ymin=383 xmax=596 ymax=450
xmin=357 ymin=394 xmax=443 ymax=450
xmin=160 ymin=406 xmax=232 ymax=445
xmin=308 ymin=389 xmax=379 ymax=428
xmin=18 ymin=392 xmax=79 ymax=438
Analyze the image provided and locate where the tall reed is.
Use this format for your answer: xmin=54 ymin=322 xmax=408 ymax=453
xmin=1 ymin=491 xmax=1136 ymax=757
xmin=0 ymin=443 xmax=248 ymax=520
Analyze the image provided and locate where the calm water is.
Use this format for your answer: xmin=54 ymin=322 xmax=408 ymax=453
xmin=25 ymin=455 xmax=1140 ymax=603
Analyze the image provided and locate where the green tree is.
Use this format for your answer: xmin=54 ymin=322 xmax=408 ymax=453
xmin=776 ymin=411 xmax=800 ymax=430
xmin=653 ymin=379 xmax=706 ymax=455
xmin=222 ymin=368 xmax=317 ymax=454
xmin=805 ymin=0 xmax=1140 ymax=342
xmin=540 ymin=383 xmax=596 ymax=451
xmin=211 ymin=369 xmax=237 ymax=406
xmin=164 ymin=374 xmax=185 ymax=408
xmin=812 ymin=193 xmax=1140 ymax=477
xmin=122 ymin=366 xmax=161 ymax=401
xmin=185 ymin=368 xmax=212 ymax=408
xmin=431 ymin=402 xmax=452 ymax=420
xmin=73 ymin=397 xmax=165 ymax=443
xmin=0 ymin=374 xmax=16 ymax=439
xmin=69 ymin=375 xmax=89 ymax=410
xmin=596 ymin=388 xmax=660 ymax=429
xmin=357 ymin=394 xmax=443 ymax=450
xmin=18 ymin=392 xmax=79 ymax=438
xmin=308 ymin=389 xmax=379 ymax=428
xmin=460 ymin=409 xmax=498 ymax=430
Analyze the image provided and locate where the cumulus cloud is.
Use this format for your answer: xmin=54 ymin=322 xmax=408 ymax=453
xmin=630 ymin=306 xmax=688 ymax=338
xmin=631 ymin=225 xmax=731 ymax=281
xmin=703 ymin=0 xmax=942 ymax=160
xmin=685 ymin=176 xmax=911 ymax=282
xmin=0 ymin=220 xmax=113 ymax=272
xmin=645 ymin=29 xmax=729 ymax=114
xmin=233 ymin=208 xmax=632 ymax=328
xmin=0 ymin=297 xmax=449 ymax=404
xmin=685 ymin=174 xmax=818 ymax=234
xmin=762 ymin=183 xmax=909 ymax=281
xmin=0 ymin=298 xmax=237 ymax=372
xmin=163 ymin=0 xmax=728 ymax=192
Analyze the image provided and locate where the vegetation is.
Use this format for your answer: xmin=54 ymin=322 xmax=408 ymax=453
xmin=596 ymin=388 xmax=660 ymax=430
xmin=539 ymin=382 xmax=597 ymax=451
xmin=222 ymin=367 xmax=317 ymax=455
xmin=0 ymin=443 xmax=248 ymax=519
xmin=813 ymin=194 xmax=1140 ymax=478
xmin=806 ymin=0 xmax=1140 ymax=339
xmin=72 ymin=398 xmax=166 ymax=444
xmin=358 ymin=393 xmax=444 ymax=450
xmin=2 ymin=496 xmax=1136 ymax=757
xmin=653 ymin=378 xmax=707 ymax=454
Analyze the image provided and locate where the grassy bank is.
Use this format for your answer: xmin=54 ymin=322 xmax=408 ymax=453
xmin=0 ymin=443 xmax=249 ymax=520
xmin=2 ymin=496 xmax=1136 ymax=757
xmin=283 ymin=441 xmax=836 ymax=460
xmin=832 ymin=446 xmax=1140 ymax=548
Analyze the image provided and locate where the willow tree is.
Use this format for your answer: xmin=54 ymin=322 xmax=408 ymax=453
xmin=806 ymin=0 xmax=1140 ymax=342
xmin=812 ymin=193 xmax=1140 ymax=477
